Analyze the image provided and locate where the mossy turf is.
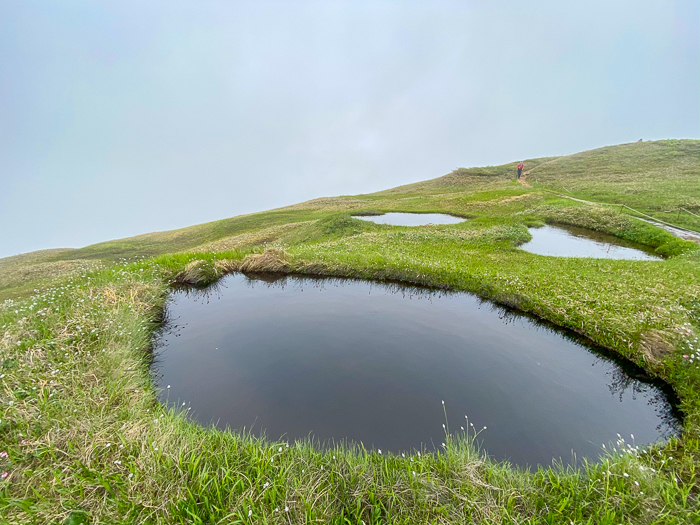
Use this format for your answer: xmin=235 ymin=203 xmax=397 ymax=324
xmin=1 ymin=140 xmax=699 ymax=523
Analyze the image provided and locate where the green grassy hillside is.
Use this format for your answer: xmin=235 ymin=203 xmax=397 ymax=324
xmin=524 ymin=140 xmax=700 ymax=230
xmin=0 ymin=140 xmax=698 ymax=524
xmin=3 ymin=140 xmax=696 ymax=280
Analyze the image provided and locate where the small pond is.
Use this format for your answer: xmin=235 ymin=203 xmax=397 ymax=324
xmin=520 ymin=224 xmax=661 ymax=260
xmin=154 ymin=273 xmax=679 ymax=468
xmin=354 ymin=213 xmax=466 ymax=226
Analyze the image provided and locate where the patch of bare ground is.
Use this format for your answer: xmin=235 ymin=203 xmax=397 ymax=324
xmin=517 ymin=175 xmax=532 ymax=188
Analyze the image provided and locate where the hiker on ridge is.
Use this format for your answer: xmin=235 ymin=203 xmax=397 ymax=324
xmin=517 ymin=161 xmax=524 ymax=180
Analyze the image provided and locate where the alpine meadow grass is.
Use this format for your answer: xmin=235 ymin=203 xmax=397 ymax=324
xmin=1 ymin=140 xmax=698 ymax=524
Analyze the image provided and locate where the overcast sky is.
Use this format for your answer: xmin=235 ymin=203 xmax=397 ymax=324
xmin=1 ymin=1 xmax=698 ymax=258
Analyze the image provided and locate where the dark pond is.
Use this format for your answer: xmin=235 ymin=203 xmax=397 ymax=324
xmin=354 ymin=213 xmax=466 ymax=226
xmin=154 ymin=273 xmax=679 ymax=468
xmin=520 ymin=224 xmax=661 ymax=260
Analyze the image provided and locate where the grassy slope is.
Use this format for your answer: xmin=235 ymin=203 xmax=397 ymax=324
xmin=525 ymin=140 xmax=700 ymax=231
xmin=0 ymin=249 xmax=92 ymax=301
xmin=0 ymin=140 xmax=699 ymax=524
xmin=55 ymin=210 xmax=321 ymax=261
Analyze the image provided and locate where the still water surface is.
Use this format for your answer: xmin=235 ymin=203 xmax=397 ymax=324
xmin=520 ymin=224 xmax=661 ymax=260
xmin=155 ymin=273 xmax=678 ymax=467
xmin=354 ymin=213 xmax=466 ymax=226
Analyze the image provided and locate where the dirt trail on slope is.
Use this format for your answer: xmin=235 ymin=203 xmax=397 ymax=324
xmin=514 ymin=157 xmax=699 ymax=242
xmin=517 ymin=174 xmax=532 ymax=187
xmin=518 ymin=157 xmax=565 ymax=188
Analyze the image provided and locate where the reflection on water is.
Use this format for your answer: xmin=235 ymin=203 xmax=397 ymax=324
xmin=520 ymin=224 xmax=661 ymax=259
xmin=354 ymin=212 xmax=466 ymax=226
xmin=155 ymin=273 xmax=679 ymax=468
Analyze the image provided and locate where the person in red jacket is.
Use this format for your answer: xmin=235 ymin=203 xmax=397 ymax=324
xmin=517 ymin=162 xmax=524 ymax=179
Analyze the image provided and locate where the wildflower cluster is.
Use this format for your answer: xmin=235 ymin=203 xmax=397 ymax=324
xmin=679 ymin=325 xmax=699 ymax=368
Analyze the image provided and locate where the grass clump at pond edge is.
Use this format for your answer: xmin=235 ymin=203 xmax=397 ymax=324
xmin=1 ymin=139 xmax=699 ymax=523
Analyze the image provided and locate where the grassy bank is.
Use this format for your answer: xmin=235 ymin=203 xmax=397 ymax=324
xmin=1 ymin=140 xmax=699 ymax=523
xmin=524 ymin=140 xmax=700 ymax=231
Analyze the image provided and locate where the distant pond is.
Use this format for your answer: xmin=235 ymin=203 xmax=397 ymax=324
xmin=354 ymin=213 xmax=466 ymax=226
xmin=520 ymin=224 xmax=662 ymax=260
xmin=154 ymin=273 xmax=679 ymax=468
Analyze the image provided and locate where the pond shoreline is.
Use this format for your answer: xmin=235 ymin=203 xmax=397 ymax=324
xmin=157 ymin=271 xmax=682 ymax=466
